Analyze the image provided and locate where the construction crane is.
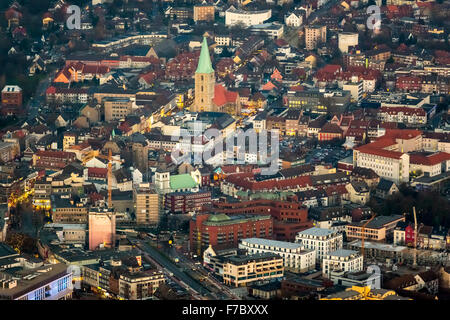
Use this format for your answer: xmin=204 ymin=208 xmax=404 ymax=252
xmin=361 ymin=213 xmax=377 ymax=262
xmin=412 ymin=207 xmax=424 ymax=268
xmin=95 ymin=149 xmax=123 ymax=208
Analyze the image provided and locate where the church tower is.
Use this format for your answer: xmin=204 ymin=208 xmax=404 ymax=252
xmin=193 ymin=37 xmax=215 ymax=112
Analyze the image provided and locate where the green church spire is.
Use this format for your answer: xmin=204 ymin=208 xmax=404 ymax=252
xmin=195 ymin=37 xmax=214 ymax=74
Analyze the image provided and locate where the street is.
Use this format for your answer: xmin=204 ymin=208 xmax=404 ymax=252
xmin=136 ymin=240 xmax=211 ymax=298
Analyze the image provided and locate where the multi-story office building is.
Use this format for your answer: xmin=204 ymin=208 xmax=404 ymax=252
xmin=189 ymin=213 xmax=273 ymax=255
xmin=343 ymin=81 xmax=363 ymax=103
xmin=322 ymin=249 xmax=363 ymax=278
xmin=104 ymin=97 xmax=133 ymax=121
xmin=164 ymin=190 xmax=211 ymax=214
xmin=346 ymin=215 xmax=405 ymax=242
xmin=305 ymin=25 xmax=326 ymax=50
xmin=225 ymin=6 xmax=272 ymax=27
xmin=0 ymin=263 xmax=72 ymax=300
xmin=295 ymin=227 xmax=343 ymax=261
xmin=33 ymin=178 xmax=52 ymax=210
xmin=51 ymin=195 xmax=89 ymax=224
xmin=222 ymin=253 xmax=284 ymax=287
xmin=239 ymin=238 xmax=316 ymax=273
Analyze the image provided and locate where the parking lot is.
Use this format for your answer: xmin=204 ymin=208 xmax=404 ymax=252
xmin=306 ymin=145 xmax=352 ymax=166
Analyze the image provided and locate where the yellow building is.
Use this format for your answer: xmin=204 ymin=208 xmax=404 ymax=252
xmin=63 ymin=133 xmax=77 ymax=151
xmin=321 ymin=286 xmax=411 ymax=300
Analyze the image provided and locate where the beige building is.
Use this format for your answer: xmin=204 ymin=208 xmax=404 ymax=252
xmin=345 ymin=181 xmax=370 ymax=205
xmin=193 ymin=4 xmax=215 ymax=22
xmin=338 ymin=32 xmax=359 ymax=53
xmin=119 ymin=270 xmax=165 ymax=300
xmin=223 ymin=253 xmax=284 ymax=288
xmin=346 ymin=215 xmax=405 ymax=242
xmin=305 ymin=25 xmax=326 ymax=51
xmin=134 ymin=184 xmax=161 ymax=226
xmin=51 ymin=196 xmax=89 ymax=224
xmin=104 ymin=97 xmax=133 ymax=121
xmin=80 ymin=105 xmax=100 ymax=124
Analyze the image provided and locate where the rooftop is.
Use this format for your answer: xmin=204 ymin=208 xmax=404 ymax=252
xmin=327 ymin=249 xmax=359 ymax=258
xmin=297 ymin=227 xmax=338 ymax=238
xmin=241 ymin=238 xmax=303 ymax=250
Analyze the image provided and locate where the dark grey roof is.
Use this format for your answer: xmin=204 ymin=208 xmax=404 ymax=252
xmin=377 ymin=178 xmax=395 ymax=191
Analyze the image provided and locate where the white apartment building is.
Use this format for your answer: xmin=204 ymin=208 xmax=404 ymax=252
xmin=295 ymin=227 xmax=343 ymax=261
xmin=215 ymin=35 xmax=232 ymax=47
xmin=239 ymin=238 xmax=316 ymax=273
xmin=322 ymin=249 xmax=363 ymax=278
xmin=225 ymin=6 xmax=272 ymax=27
xmin=377 ymin=107 xmax=427 ymax=125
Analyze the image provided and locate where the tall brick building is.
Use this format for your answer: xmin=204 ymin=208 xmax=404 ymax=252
xmin=1 ymin=85 xmax=23 ymax=116
xmin=189 ymin=213 xmax=273 ymax=256
xmin=211 ymin=198 xmax=312 ymax=241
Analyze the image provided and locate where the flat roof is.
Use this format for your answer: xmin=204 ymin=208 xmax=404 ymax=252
xmin=348 ymin=240 xmax=407 ymax=252
xmin=350 ymin=215 xmax=404 ymax=229
xmin=297 ymin=227 xmax=338 ymax=237
xmin=327 ymin=249 xmax=359 ymax=258
xmin=241 ymin=238 xmax=303 ymax=250
xmin=0 ymin=263 xmax=69 ymax=299
xmin=225 ymin=253 xmax=281 ymax=265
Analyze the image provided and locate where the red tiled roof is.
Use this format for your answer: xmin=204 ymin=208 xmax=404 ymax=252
xmin=320 ymin=123 xmax=343 ymax=134
xmin=88 ymin=167 xmax=108 ymax=176
xmin=213 ymin=84 xmax=238 ymax=107
xmin=36 ymin=150 xmax=76 ymax=159
xmin=410 ymin=152 xmax=450 ymax=166
xmin=379 ymin=106 xmax=426 ymax=116
xmin=355 ymin=129 xmax=422 ymax=160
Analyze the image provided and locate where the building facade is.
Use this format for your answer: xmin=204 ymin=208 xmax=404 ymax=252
xmin=295 ymin=227 xmax=343 ymax=261
xmin=322 ymin=249 xmax=363 ymax=278
xmin=239 ymin=238 xmax=315 ymax=273
xmin=222 ymin=253 xmax=283 ymax=288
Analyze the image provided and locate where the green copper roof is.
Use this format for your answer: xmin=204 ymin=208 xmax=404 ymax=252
xmin=208 ymin=214 xmax=231 ymax=222
xmin=170 ymin=174 xmax=198 ymax=190
xmin=195 ymin=37 xmax=214 ymax=74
